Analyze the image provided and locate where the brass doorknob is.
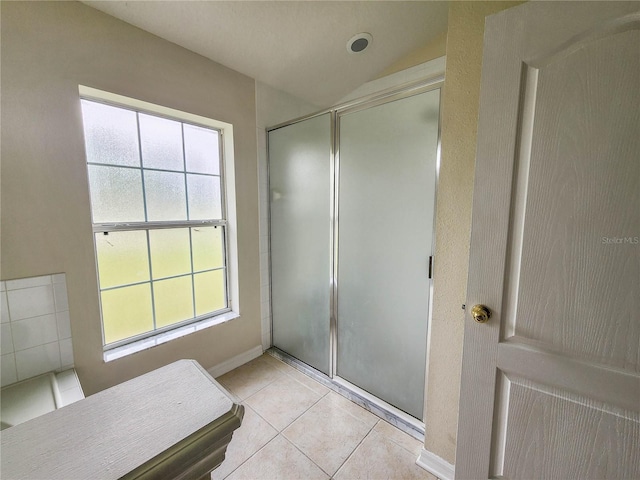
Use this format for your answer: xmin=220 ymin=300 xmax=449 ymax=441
xmin=471 ymin=304 xmax=491 ymax=323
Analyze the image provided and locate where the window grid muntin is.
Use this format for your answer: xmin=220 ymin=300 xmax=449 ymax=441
xmin=81 ymin=97 xmax=224 ymax=145
xmin=93 ymin=223 xmax=229 ymax=347
xmin=98 ymin=266 xmax=226 ymax=293
xmin=82 ymin=98 xmax=229 ymax=348
xmin=85 ymin=166 xmax=223 ymax=223
xmin=187 ymin=225 xmax=197 ymax=325
xmin=94 ymin=227 xmax=231 ymax=350
xmin=86 ymin=161 xmax=223 ymax=176
xmin=94 ymin=226 xmax=229 ymax=348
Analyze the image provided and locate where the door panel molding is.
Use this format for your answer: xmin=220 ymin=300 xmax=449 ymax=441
xmin=498 ymin=340 xmax=640 ymax=413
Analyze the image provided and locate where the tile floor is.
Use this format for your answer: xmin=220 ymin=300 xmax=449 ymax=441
xmin=213 ymin=354 xmax=437 ymax=480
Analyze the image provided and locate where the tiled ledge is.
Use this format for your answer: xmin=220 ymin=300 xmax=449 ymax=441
xmin=1 ymin=274 xmax=74 ymax=388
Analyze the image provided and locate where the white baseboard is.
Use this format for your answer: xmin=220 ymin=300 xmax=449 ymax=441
xmin=207 ymin=345 xmax=263 ymax=378
xmin=416 ymin=448 xmax=455 ymax=480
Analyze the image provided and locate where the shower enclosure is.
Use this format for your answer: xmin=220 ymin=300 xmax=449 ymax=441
xmin=269 ymin=80 xmax=441 ymax=423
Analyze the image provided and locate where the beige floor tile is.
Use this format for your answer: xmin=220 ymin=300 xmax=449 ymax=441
xmin=245 ymin=374 xmax=323 ymax=431
xmin=213 ymin=406 xmax=278 ymax=479
xmin=283 ymin=394 xmax=375 ymax=476
xmin=373 ymin=420 xmax=424 ymax=456
xmin=335 ymin=430 xmax=436 ymax=480
xmin=283 ymin=367 xmax=330 ymax=397
xmin=217 ymin=355 xmax=284 ymax=400
xmin=260 ymin=353 xmax=296 ymax=373
xmin=324 ymin=391 xmax=378 ymax=429
xmin=225 ymin=434 xmax=329 ymax=480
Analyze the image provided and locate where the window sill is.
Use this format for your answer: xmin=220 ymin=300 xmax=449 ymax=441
xmin=103 ymin=311 xmax=240 ymax=363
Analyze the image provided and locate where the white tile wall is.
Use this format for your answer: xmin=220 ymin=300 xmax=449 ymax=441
xmin=1 ymin=324 xmax=14 ymax=354
xmin=0 ymin=273 xmax=74 ymax=387
xmin=55 ymin=368 xmax=80 ymax=392
xmin=11 ymin=314 xmax=59 ymax=351
xmin=1 ymin=292 xmax=10 ymax=323
xmin=7 ymin=285 xmax=56 ymax=321
xmin=1 ymin=353 xmax=17 ymax=386
xmin=6 ymin=275 xmax=52 ymax=290
xmin=59 ymin=338 xmax=74 ymax=368
xmin=56 ymin=311 xmax=72 ymax=340
xmin=53 ymin=282 xmax=69 ymax=312
xmin=55 ymin=368 xmax=85 ymax=407
xmin=14 ymin=343 xmax=61 ymax=380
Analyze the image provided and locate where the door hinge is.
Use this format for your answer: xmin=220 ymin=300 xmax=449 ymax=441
xmin=428 ymin=256 xmax=433 ymax=279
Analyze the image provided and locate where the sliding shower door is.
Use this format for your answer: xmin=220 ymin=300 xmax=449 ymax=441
xmin=269 ymin=84 xmax=440 ymax=420
xmin=336 ymin=89 xmax=440 ymax=418
xmin=269 ymin=113 xmax=332 ymax=375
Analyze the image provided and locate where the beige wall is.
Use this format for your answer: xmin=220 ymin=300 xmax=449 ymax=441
xmin=376 ymin=31 xmax=447 ymax=79
xmin=0 ymin=1 xmax=261 ymax=395
xmin=425 ymin=1 xmax=524 ymax=464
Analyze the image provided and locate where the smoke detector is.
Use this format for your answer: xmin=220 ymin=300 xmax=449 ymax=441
xmin=347 ymin=33 xmax=372 ymax=54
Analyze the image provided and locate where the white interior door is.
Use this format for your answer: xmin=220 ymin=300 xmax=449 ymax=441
xmin=456 ymin=3 xmax=640 ymax=479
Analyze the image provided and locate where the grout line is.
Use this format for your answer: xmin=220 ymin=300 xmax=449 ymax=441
xmin=267 ymin=348 xmax=424 ymax=440
xmin=218 ymin=360 xmax=286 ymax=402
xmin=271 ymin=354 xmax=423 ymax=476
xmin=218 ymin=433 xmax=272 ymax=480
xmin=250 ymin=383 xmax=326 ymax=434
xmin=280 ymin=432 xmax=334 ymax=478
xmin=7 ymin=322 xmax=16 ymax=356
xmin=9 ymin=339 xmax=62 ymax=354
xmin=323 ymin=390 xmax=378 ymax=425
xmin=3 ymin=280 xmax=53 ymax=292
xmin=332 ymin=419 xmax=380 ymax=478
xmin=11 ymin=352 xmax=18 ymax=384
xmin=218 ymin=405 xmax=278 ymax=480
xmin=218 ymin=355 xmax=422 ymax=480
xmin=283 ymin=371 xmax=331 ymax=399
xmin=375 ymin=419 xmax=425 ymax=457
xmin=269 ymin=356 xmax=376 ymax=477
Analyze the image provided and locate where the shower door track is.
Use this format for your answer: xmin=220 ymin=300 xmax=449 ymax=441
xmin=267 ymin=347 xmax=426 ymax=441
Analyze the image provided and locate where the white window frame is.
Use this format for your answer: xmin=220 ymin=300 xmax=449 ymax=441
xmin=79 ymin=86 xmax=240 ymax=361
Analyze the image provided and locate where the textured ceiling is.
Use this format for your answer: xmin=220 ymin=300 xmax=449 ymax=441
xmin=82 ymin=1 xmax=449 ymax=107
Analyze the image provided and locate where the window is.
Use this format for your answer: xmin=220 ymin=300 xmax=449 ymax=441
xmin=79 ymin=87 xmax=238 ymax=352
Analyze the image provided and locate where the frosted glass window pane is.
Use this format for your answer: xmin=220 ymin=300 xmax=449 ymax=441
xmin=187 ymin=175 xmax=221 ymax=220
xmin=184 ymin=124 xmax=219 ymax=175
xmin=81 ymin=100 xmax=140 ymax=167
xmin=153 ymin=276 xmax=194 ymax=327
xmin=149 ymin=228 xmax=191 ymax=279
xmin=191 ymin=226 xmax=224 ymax=272
xmin=101 ymin=284 xmax=153 ymax=344
xmin=95 ymin=231 xmax=150 ymax=289
xmin=194 ymin=270 xmax=226 ymax=316
xmin=144 ymin=170 xmax=187 ymax=221
xmin=268 ymin=113 xmax=331 ymax=375
xmin=88 ymin=165 xmax=145 ymax=223
xmin=139 ymin=113 xmax=184 ymax=171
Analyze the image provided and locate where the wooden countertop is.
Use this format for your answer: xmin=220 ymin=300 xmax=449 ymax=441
xmin=0 ymin=360 xmax=244 ymax=480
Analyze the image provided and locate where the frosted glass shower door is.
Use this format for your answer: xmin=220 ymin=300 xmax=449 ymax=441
xmin=337 ymin=89 xmax=440 ymax=419
xmin=269 ymin=114 xmax=331 ymax=375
